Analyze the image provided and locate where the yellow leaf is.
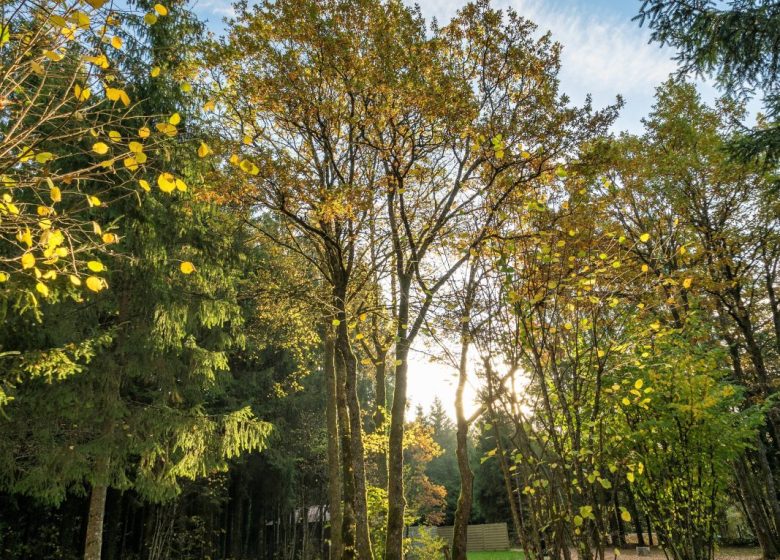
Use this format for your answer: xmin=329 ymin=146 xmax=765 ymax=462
xmin=21 ymin=253 xmax=35 ymax=269
xmin=105 ymin=87 xmax=130 ymax=107
xmin=108 ymin=130 xmax=122 ymax=142
xmin=92 ymin=142 xmax=109 ymax=155
xmin=154 ymin=3 xmax=168 ymax=15
xmin=123 ymin=157 xmax=139 ymax=171
xmin=128 ymin=141 xmax=144 ymax=153
xmin=0 ymin=272 xmax=8 ymax=282
xmin=156 ymin=122 xmax=177 ymax=137
xmin=174 ymin=178 xmax=187 ymax=192
xmin=74 ymin=84 xmax=91 ymax=102
xmin=150 ymin=66 xmax=161 ymax=78
xmin=87 ymin=195 xmax=101 ymax=207
xmin=197 ymin=142 xmax=211 ymax=158
xmin=102 ymin=233 xmax=117 ymax=244
xmin=168 ymin=112 xmax=181 ymax=125
xmin=179 ymin=261 xmax=195 ymax=274
xmin=621 ymin=510 xmax=632 ymax=522
xmin=639 ymin=233 xmax=650 ymax=243
xmin=85 ymin=0 xmax=108 ymax=8
xmin=135 ymin=151 xmax=148 ymax=164
xmin=641 ymin=264 xmax=649 ymax=273
xmin=110 ymin=36 xmax=122 ymax=49
xmin=85 ymin=276 xmax=105 ymax=292
xmin=35 ymin=282 xmax=49 ymax=297
xmin=621 ymin=397 xmax=631 ymax=406
xmin=139 ymin=179 xmax=151 ymax=192
xmin=634 ymin=379 xmax=644 ymax=390
xmin=69 ymin=275 xmax=81 ymax=286
xmin=144 ymin=13 xmax=158 ymax=25
xmin=683 ymin=277 xmax=693 ymax=289
xmin=627 ymin=472 xmax=635 ymax=483
xmin=203 ymin=100 xmax=215 ymax=112
xmin=157 ymin=173 xmax=176 ymax=193
xmin=181 ymin=82 xmax=191 ymax=93
xmin=138 ymin=126 xmax=151 ymax=138
xmin=332 ymin=319 xmax=341 ymax=326
xmin=87 ymin=260 xmax=104 ymax=272
xmin=43 ymin=49 xmax=64 ymax=61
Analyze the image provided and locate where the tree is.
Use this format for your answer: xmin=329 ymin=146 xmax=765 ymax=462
xmin=608 ymin=80 xmax=780 ymax=558
xmin=0 ymin=2 xmax=274 ymax=559
xmin=364 ymin=3 xmax=620 ymax=555
xmin=0 ymin=0 xmax=184 ymax=403
xmin=636 ymin=0 xmax=780 ymax=163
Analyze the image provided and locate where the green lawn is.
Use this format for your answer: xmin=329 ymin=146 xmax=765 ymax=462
xmin=467 ymin=552 xmax=525 ymax=560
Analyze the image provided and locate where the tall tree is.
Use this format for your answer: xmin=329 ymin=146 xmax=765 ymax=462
xmin=636 ymin=0 xmax=780 ymax=163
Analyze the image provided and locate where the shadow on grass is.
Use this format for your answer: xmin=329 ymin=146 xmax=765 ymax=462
xmin=466 ymin=552 xmax=525 ymax=560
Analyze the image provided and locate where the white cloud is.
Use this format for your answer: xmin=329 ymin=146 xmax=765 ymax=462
xmin=413 ymin=0 xmax=680 ymax=132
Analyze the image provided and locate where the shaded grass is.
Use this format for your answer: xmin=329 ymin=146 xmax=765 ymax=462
xmin=467 ymin=552 xmax=525 ymax=560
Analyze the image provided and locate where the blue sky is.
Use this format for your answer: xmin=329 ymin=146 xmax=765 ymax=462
xmin=189 ymin=0 xmax=693 ymax=134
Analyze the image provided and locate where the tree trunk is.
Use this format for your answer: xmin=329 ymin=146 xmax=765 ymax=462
xmin=84 ymin=484 xmax=108 ymax=560
xmin=385 ymin=338 xmax=409 ymax=560
xmin=325 ymin=334 xmax=344 ymax=560
xmin=337 ymin=318 xmax=374 ymax=560
xmin=374 ymin=360 xmax=388 ymax=488
xmin=627 ymin=487 xmax=646 ymax=547
xmin=335 ymin=349 xmax=357 ymax=559
xmin=493 ymin=422 xmax=523 ymax=552
xmin=452 ymin=394 xmax=474 ymax=560
xmin=452 ymin=276 xmax=478 ymax=560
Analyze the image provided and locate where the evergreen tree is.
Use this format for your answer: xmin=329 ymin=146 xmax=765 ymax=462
xmin=637 ymin=0 xmax=780 ymax=163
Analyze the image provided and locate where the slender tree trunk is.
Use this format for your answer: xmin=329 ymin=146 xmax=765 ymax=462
xmin=492 ymin=421 xmax=523 ymax=552
xmin=374 ymin=360 xmax=388 ymax=488
xmin=325 ymin=334 xmax=344 ymax=560
xmin=452 ymin=388 xmax=474 ymax=560
xmin=84 ymin=483 xmax=108 ymax=560
xmin=627 ymin=487 xmax=645 ymax=547
xmin=452 ymin=264 xmax=478 ymax=560
xmin=336 ymin=349 xmax=357 ymax=560
xmin=337 ymin=319 xmax=374 ymax=560
xmin=385 ymin=340 xmax=409 ymax=560
xmin=385 ymin=273 xmax=411 ymax=560
xmin=735 ymin=456 xmax=780 ymax=559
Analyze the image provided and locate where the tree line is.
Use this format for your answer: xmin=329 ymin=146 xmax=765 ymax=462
xmin=0 ymin=1 xmax=778 ymax=560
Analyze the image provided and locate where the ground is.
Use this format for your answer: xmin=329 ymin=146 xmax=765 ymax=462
xmin=607 ymin=547 xmax=762 ymax=560
xmin=466 ymin=548 xmax=762 ymax=560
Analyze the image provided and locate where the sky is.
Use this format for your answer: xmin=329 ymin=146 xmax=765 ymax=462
xmin=187 ymin=0 xmax=736 ymax=418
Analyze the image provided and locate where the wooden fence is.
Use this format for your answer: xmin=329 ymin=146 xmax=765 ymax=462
xmin=409 ymin=522 xmax=510 ymax=552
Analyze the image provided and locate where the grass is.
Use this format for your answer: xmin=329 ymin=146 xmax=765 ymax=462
xmin=467 ymin=552 xmax=525 ymax=560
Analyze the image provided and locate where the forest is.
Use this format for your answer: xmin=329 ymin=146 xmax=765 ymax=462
xmin=0 ymin=0 xmax=779 ymax=559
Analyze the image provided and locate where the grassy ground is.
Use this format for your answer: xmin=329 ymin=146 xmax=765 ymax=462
xmin=465 ymin=548 xmax=762 ymax=560
xmin=467 ymin=552 xmax=525 ymax=560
